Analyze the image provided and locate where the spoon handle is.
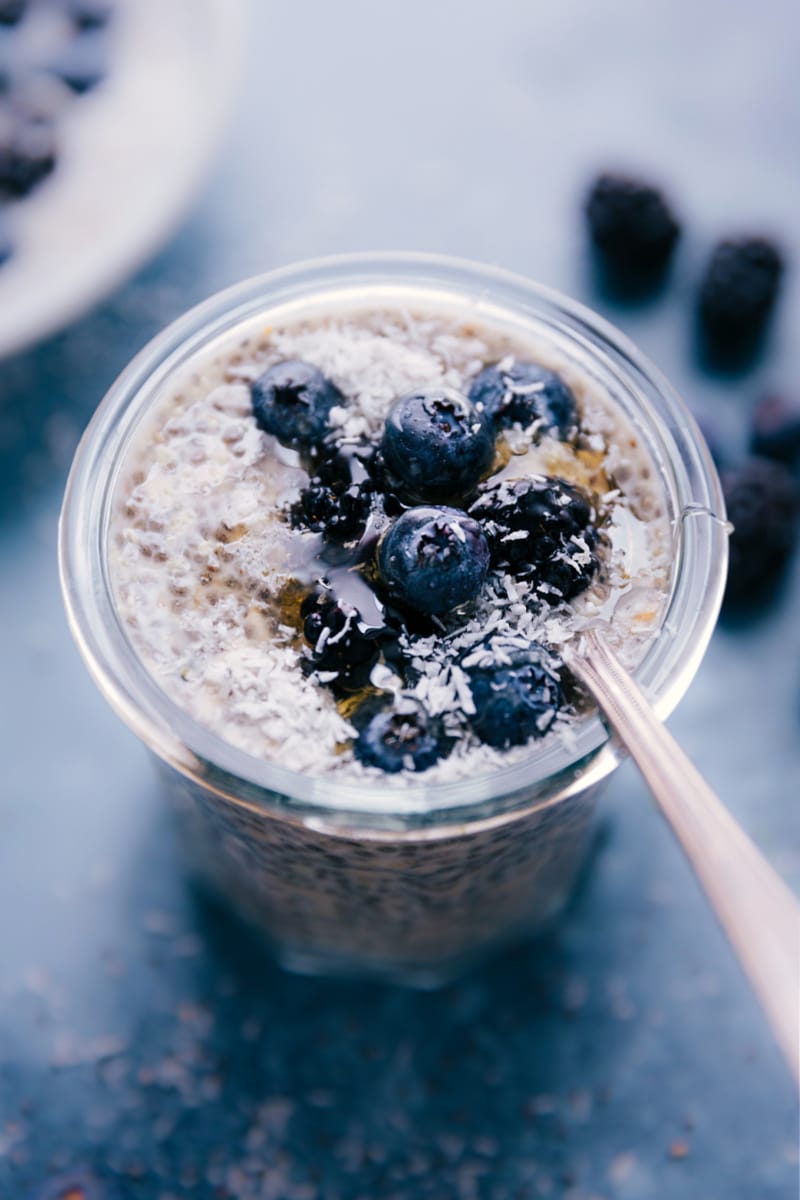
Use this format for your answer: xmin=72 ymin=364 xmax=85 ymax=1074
xmin=567 ymin=628 xmax=800 ymax=1083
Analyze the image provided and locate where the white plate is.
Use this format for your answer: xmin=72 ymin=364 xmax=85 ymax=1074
xmin=0 ymin=0 xmax=245 ymax=359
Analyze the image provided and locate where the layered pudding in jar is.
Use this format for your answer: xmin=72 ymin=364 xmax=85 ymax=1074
xmin=62 ymin=260 xmax=724 ymax=982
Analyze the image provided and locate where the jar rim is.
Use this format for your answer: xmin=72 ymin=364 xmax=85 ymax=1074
xmin=58 ymin=251 xmax=728 ymax=832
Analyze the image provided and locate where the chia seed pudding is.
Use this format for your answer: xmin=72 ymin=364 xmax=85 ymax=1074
xmin=61 ymin=257 xmax=726 ymax=982
xmin=109 ymin=299 xmax=670 ymax=782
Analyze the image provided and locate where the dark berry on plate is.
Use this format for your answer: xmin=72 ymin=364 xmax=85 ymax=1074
xmin=466 ymin=649 xmax=565 ymax=748
xmin=698 ymin=236 xmax=784 ymax=361
xmin=585 ymin=171 xmax=680 ymax=285
xmin=0 ymin=114 xmax=57 ymax=197
xmin=722 ymin=457 xmax=799 ymax=608
xmin=0 ymin=0 xmax=26 ymax=25
xmin=379 ymin=387 xmax=495 ymax=502
xmin=353 ymin=696 xmax=446 ymax=773
xmin=749 ymin=394 xmax=800 ymax=469
xmin=377 ymin=505 xmax=490 ymax=617
xmin=301 ymin=587 xmax=382 ymax=690
xmin=47 ymin=36 xmax=108 ymax=94
xmin=251 ymin=360 xmax=344 ymax=452
xmin=468 ymin=359 xmax=577 ymax=439
xmin=469 ymin=475 xmax=601 ymax=601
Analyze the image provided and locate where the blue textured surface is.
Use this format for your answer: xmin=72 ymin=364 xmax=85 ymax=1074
xmin=1 ymin=2 xmax=799 ymax=1196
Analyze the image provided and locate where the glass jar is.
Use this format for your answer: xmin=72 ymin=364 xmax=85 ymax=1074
xmin=59 ymin=253 xmax=728 ymax=985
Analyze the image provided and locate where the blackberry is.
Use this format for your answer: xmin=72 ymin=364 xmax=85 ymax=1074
xmin=292 ymin=477 xmax=374 ymax=542
xmin=469 ymin=475 xmax=601 ymax=601
xmin=698 ymin=236 xmax=784 ymax=362
xmin=353 ymin=696 xmax=447 ymax=773
xmin=466 ymin=648 xmax=565 ymax=749
xmin=585 ymin=171 xmax=680 ymax=289
xmin=468 ymin=359 xmax=578 ymax=440
xmin=722 ymin=457 xmax=799 ymax=608
xmin=749 ymin=394 xmax=800 ymax=469
xmin=301 ymin=588 xmax=382 ymax=691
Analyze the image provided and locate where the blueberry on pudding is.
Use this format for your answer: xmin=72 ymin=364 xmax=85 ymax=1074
xmin=466 ymin=648 xmax=565 ymax=749
xmin=377 ymin=506 xmax=490 ymax=617
xmin=469 ymin=360 xmax=578 ymax=439
xmin=251 ymin=359 xmax=345 ymax=451
xmin=379 ymin=388 xmax=495 ymax=502
xmin=353 ymin=696 xmax=448 ymax=773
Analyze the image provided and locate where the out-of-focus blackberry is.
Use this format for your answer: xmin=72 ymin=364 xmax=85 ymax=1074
xmin=722 ymin=457 xmax=799 ymax=608
xmin=585 ymin=171 xmax=680 ymax=290
xmin=469 ymin=475 xmax=602 ymax=602
xmin=301 ymin=588 xmax=382 ymax=691
xmin=698 ymin=237 xmax=784 ymax=362
xmin=749 ymin=394 xmax=800 ymax=469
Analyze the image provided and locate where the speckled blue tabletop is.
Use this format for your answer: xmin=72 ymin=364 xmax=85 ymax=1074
xmin=1 ymin=2 xmax=799 ymax=1197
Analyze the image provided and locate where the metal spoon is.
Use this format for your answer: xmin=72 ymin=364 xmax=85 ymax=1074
xmin=564 ymin=628 xmax=800 ymax=1084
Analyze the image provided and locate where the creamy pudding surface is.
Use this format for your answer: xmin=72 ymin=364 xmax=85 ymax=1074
xmin=109 ymin=292 xmax=673 ymax=783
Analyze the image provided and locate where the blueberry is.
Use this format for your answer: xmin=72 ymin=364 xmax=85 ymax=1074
xmin=698 ymin=236 xmax=784 ymax=364
xmin=251 ymin=360 xmax=344 ymax=452
xmin=749 ymin=394 xmax=800 ymax=469
xmin=585 ymin=171 xmax=680 ymax=292
xmin=301 ymin=587 xmax=382 ymax=691
xmin=377 ymin=506 xmax=490 ymax=616
xmin=379 ymin=387 xmax=495 ymax=502
xmin=469 ymin=475 xmax=601 ymax=601
xmin=466 ymin=649 xmax=565 ymax=748
xmin=353 ymin=696 xmax=446 ymax=773
xmin=722 ymin=457 xmax=799 ymax=609
xmin=468 ymin=360 xmax=577 ymax=439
